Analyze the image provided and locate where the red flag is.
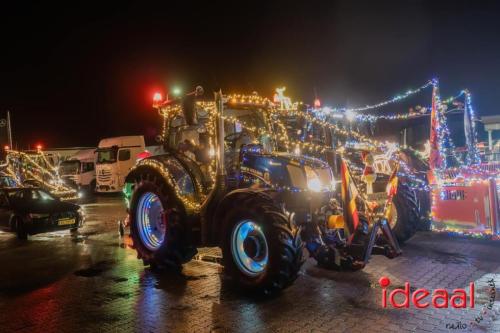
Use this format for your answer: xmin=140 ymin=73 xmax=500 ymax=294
xmin=341 ymin=160 xmax=360 ymax=242
xmin=384 ymin=164 xmax=399 ymax=222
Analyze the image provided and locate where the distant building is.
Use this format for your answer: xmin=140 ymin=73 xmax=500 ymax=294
xmin=482 ymin=115 xmax=500 ymax=149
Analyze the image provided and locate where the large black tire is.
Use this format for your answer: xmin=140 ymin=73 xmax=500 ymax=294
xmin=128 ymin=173 xmax=192 ymax=270
xmin=416 ymin=190 xmax=432 ymax=231
xmin=391 ymin=183 xmax=420 ymax=242
xmin=221 ymin=190 xmax=304 ymax=295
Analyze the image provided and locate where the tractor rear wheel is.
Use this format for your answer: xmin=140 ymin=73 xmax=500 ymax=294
xmin=221 ymin=190 xmax=304 ymax=295
xmin=129 ymin=175 xmax=190 ymax=270
xmin=390 ymin=183 xmax=420 ymax=242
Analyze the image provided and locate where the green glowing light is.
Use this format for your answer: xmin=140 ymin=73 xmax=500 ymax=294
xmin=172 ymin=87 xmax=182 ymax=96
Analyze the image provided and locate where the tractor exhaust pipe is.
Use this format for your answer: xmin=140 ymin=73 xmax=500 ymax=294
xmin=200 ymin=90 xmax=226 ymax=245
xmin=214 ymin=90 xmax=226 ymax=179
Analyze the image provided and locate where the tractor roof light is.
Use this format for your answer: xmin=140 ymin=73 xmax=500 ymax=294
xmin=153 ymin=92 xmax=163 ymax=106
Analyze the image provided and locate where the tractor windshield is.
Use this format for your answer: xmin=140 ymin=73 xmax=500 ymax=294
xmin=223 ymin=107 xmax=275 ymax=152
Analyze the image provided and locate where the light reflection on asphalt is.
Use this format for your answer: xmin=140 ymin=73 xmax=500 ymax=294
xmin=0 ymin=195 xmax=500 ymax=332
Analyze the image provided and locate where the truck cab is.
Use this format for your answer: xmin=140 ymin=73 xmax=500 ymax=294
xmin=59 ymin=149 xmax=96 ymax=194
xmin=96 ymin=136 xmax=145 ymax=193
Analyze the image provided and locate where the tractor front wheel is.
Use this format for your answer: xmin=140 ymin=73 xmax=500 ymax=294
xmin=129 ymin=176 xmax=189 ymax=270
xmin=221 ymin=191 xmax=304 ymax=295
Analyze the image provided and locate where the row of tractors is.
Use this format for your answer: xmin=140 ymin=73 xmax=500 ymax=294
xmin=122 ymin=87 xmax=430 ymax=294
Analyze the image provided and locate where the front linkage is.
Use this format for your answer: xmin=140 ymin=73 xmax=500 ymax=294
xmin=302 ymin=160 xmax=402 ymax=271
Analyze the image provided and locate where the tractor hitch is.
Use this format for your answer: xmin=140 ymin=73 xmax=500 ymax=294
xmin=364 ymin=219 xmax=402 ymax=262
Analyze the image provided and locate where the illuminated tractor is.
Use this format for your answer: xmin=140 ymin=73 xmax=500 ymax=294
xmin=124 ymin=88 xmax=401 ymax=294
xmin=343 ymin=146 xmax=431 ymax=242
xmin=283 ymin=112 xmax=430 ymax=243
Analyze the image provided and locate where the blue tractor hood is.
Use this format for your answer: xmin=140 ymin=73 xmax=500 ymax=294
xmin=239 ymin=147 xmax=333 ymax=192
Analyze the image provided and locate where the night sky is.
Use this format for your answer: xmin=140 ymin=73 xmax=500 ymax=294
xmin=1 ymin=1 xmax=499 ymax=148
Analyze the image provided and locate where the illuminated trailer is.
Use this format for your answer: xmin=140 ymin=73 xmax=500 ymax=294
xmin=431 ymin=164 xmax=500 ymax=236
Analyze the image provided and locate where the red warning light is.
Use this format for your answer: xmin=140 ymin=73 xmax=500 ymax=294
xmin=153 ymin=92 xmax=163 ymax=103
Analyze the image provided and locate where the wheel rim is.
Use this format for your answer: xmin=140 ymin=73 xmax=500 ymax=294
xmin=388 ymin=204 xmax=398 ymax=229
xmin=136 ymin=192 xmax=166 ymax=251
xmin=231 ymin=219 xmax=269 ymax=277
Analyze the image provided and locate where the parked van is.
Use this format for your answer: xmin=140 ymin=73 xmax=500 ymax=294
xmin=95 ymin=136 xmax=145 ymax=193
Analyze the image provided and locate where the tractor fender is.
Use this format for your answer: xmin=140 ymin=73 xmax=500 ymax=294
xmin=125 ymin=158 xmax=204 ymax=215
xmin=124 ymin=164 xmax=179 ymax=210
xmin=124 ymin=164 xmax=170 ymax=193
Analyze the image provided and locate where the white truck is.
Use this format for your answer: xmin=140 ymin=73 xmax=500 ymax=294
xmin=43 ymin=147 xmax=94 ymax=166
xmin=59 ymin=149 xmax=97 ymax=195
xmin=95 ymin=136 xmax=146 ymax=193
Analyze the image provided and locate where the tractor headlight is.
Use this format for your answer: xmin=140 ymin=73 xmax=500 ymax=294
xmin=308 ymin=177 xmax=322 ymax=192
xmin=305 ymin=166 xmax=322 ymax=192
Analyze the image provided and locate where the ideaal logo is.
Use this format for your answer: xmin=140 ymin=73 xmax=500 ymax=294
xmin=379 ymin=277 xmax=497 ymax=330
xmin=379 ymin=276 xmax=474 ymax=309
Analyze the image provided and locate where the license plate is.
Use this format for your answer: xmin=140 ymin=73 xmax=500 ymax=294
xmin=58 ymin=218 xmax=76 ymax=226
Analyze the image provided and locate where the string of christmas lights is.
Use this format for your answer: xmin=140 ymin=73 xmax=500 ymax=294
xmin=464 ymin=90 xmax=481 ymax=165
xmin=4 ymin=150 xmax=78 ymax=200
xmin=348 ymin=90 xmax=466 ymax=123
xmin=325 ymin=80 xmax=434 ymax=114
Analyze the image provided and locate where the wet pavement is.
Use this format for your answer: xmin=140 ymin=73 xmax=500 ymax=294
xmin=1 ymin=196 xmax=500 ymax=332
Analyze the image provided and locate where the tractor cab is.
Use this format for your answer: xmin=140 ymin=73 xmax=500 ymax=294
xmin=161 ymin=94 xmax=280 ymax=188
xmin=222 ymin=98 xmax=277 ymax=174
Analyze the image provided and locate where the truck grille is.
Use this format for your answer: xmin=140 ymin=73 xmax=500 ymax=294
xmin=61 ymin=176 xmax=77 ymax=188
xmin=98 ymin=169 xmax=112 ymax=182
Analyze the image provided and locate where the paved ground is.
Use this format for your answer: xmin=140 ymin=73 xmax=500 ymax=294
xmin=0 ymin=196 xmax=500 ymax=332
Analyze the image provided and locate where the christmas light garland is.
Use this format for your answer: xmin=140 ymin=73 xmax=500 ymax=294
xmin=4 ymin=150 xmax=78 ymax=200
xmin=464 ymin=90 xmax=482 ymax=165
xmin=322 ymin=80 xmax=434 ymax=115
